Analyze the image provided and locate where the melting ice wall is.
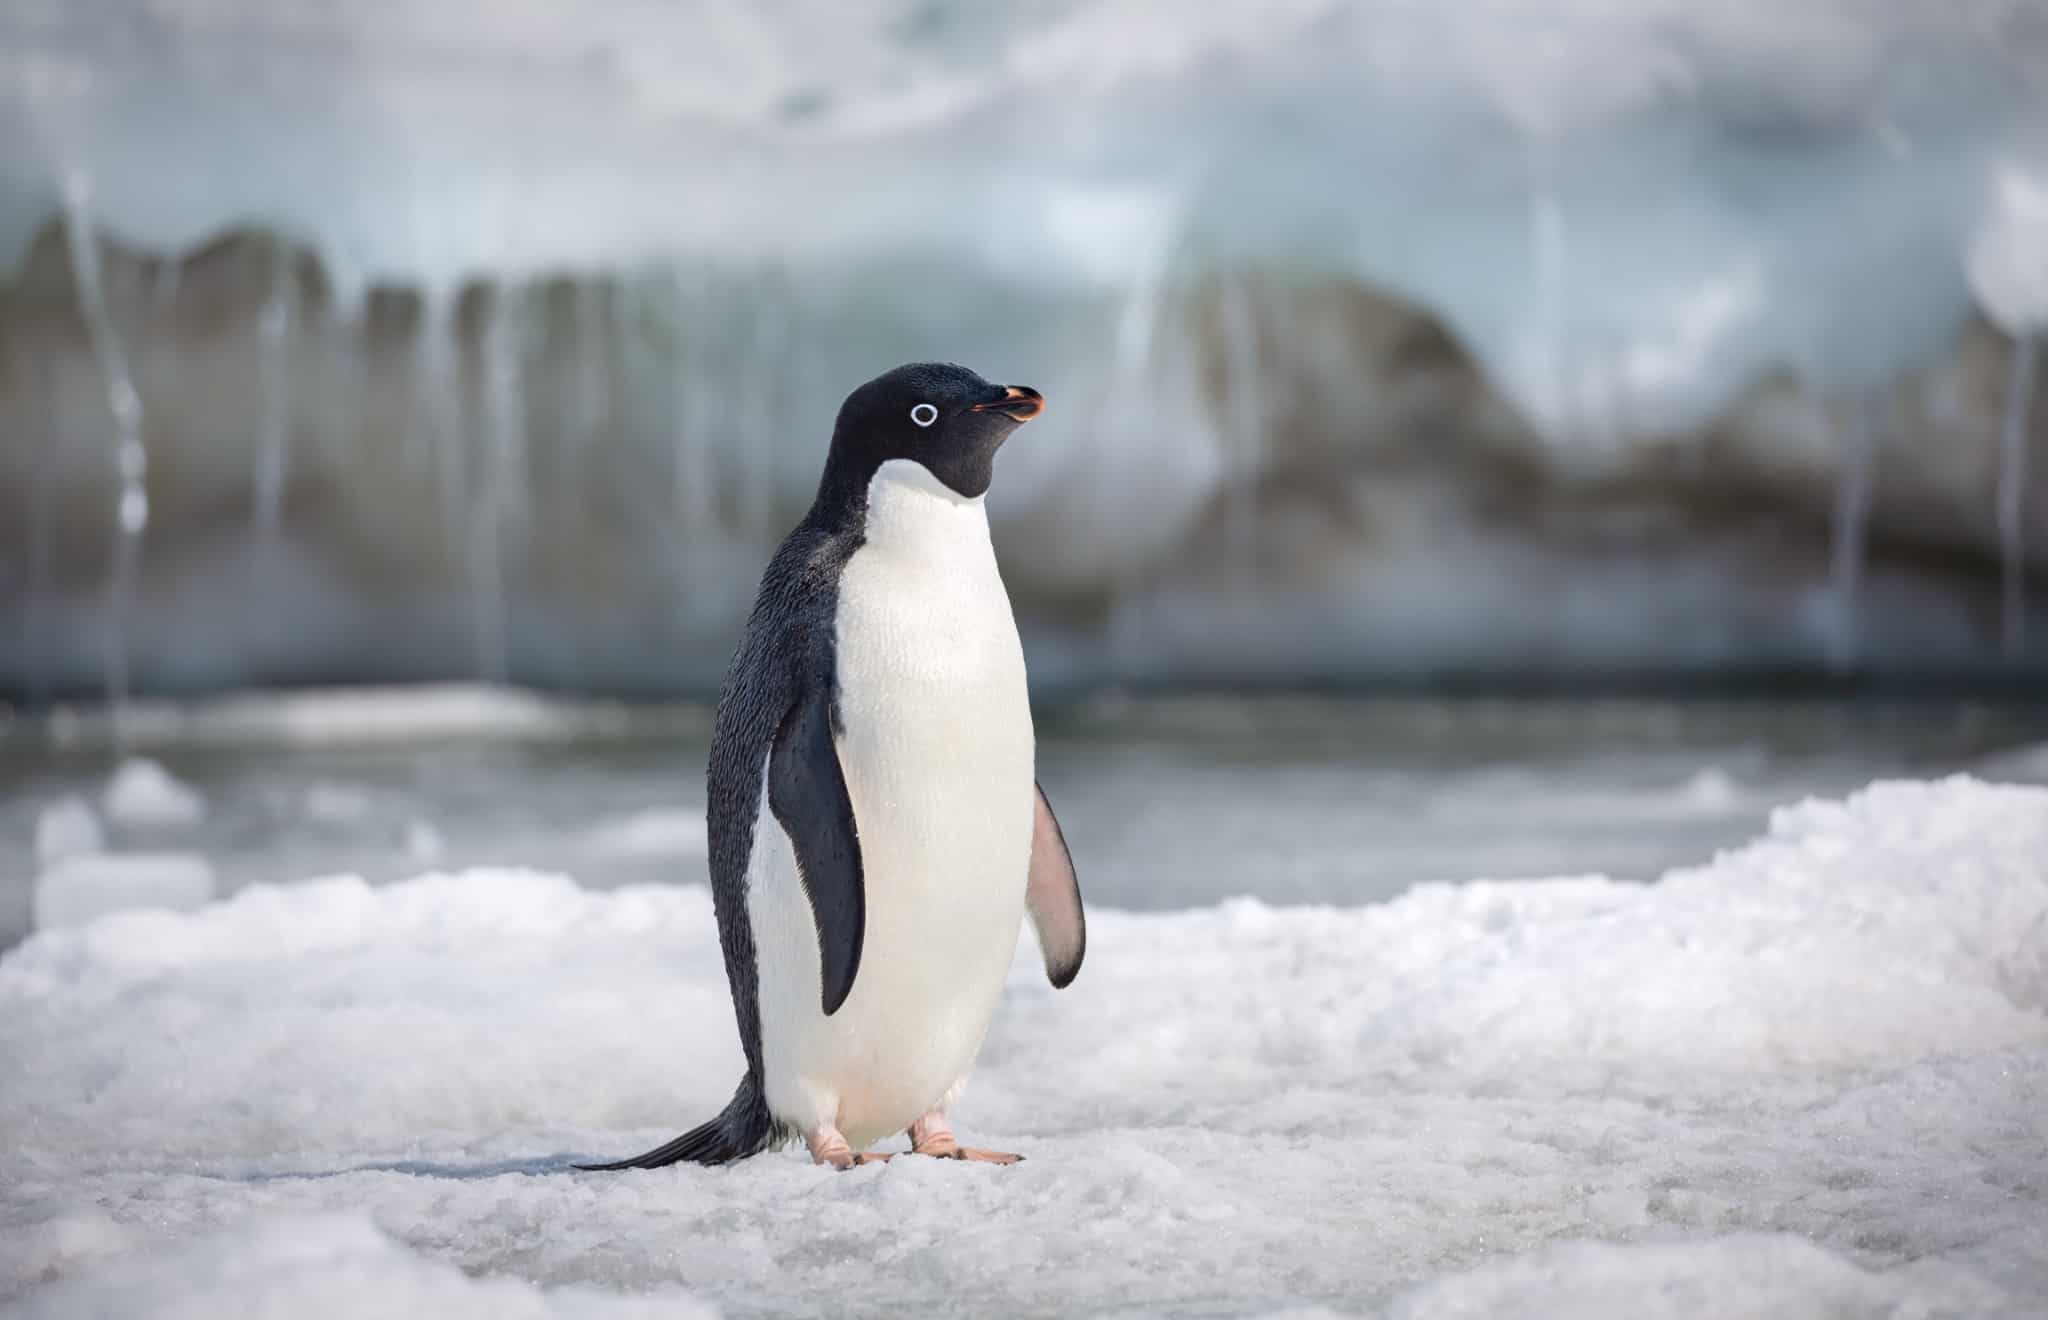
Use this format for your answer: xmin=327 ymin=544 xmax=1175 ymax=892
xmin=1 ymin=0 xmax=2046 ymax=696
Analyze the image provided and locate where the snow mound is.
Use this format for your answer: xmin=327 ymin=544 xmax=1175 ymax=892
xmin=2 ymin=778 xmax=2043 ymax=1315
xmin=102 ymin=758 xmax=206 ymax=828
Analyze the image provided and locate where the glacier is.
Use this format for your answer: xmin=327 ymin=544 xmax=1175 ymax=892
xmin=1 ymin=1 xmax=2046 ymax=693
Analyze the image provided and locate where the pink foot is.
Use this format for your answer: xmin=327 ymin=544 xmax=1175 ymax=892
xmin=804 ymin=1126 xmax=891 ymax=1170
xmin=907 ymin=1112 xmax=1023 ymax=1165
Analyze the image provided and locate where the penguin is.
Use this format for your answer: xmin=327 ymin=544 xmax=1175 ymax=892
xmin=582 ymin=362 xmax=1085 ymax=1171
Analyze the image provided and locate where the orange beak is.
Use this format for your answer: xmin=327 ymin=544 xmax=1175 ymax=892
xmin=969 ymin=385 xmax=1044 ymax=422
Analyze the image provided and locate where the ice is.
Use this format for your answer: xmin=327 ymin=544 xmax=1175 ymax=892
xmin=250 ymin=239 xmax=295 ymax=545
xmin=56 ymin=176 xmax=148 ymax=722
xmin=6 ymin=4 xmax=2046 ymax=700
xmin=402 ymin=820 xmax=447 ymax=864
xmin=2 ymin=2 xmax=2042 ymax=443
xmin=1968 ymin=163 xmax=2048 ymax=337
xmin=101 ymin=757 xmax=206 ymax=828
xmin=299 ymin=783 xmax=375 ymax=825
xmin=2 ymin=777 xmax=2044 ymax=1315
xmin=43 ymin=683 xmax=706 ymax=751
xmin=33 ymin=796 xmax=104 ymax=863
xmin=31 ymin=851 xmax=216 ymax=930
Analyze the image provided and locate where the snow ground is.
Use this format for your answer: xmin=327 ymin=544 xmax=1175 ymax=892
xmin=2 ymin=777 xmax=2045 ymax=1317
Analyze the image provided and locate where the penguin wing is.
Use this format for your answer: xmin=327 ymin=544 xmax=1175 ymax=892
xmin=768 ymin=681 xmax=866 ymax=1016
xmin=1026 ymin=782 xmax=1086 ymax=988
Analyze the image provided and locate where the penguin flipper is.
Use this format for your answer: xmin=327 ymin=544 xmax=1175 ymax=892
xmin=769 ymin=683 xmax=866 ymax=1016
xmin=1026 ymin=782 xmax=1086 ymax=988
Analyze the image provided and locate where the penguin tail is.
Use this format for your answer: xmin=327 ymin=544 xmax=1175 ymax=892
xmin=575 ymin=1074 xmax=782 ymax=1171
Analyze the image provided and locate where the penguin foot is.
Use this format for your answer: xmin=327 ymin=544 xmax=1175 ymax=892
xmin=907 ymin=1113 xmax=1024 ymax=1165
xmin=804 ymin=1125 xmax=892 ymax=1170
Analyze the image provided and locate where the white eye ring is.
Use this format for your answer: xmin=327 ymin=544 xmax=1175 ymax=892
xmin=910 ymin=402 xmax=938 ymax=428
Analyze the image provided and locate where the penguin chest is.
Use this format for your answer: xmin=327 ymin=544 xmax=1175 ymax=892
xmin=751 ymin=462 xmax=1035 ymax=1143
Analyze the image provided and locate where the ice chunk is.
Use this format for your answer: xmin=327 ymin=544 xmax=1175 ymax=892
xmin=31 ymin=852 xmax=217 ymax=930
xmin=585 ymin=808 xmax=709 ymax=860
xmin=33 ymin=796 xmax=104 ymax=862
xmin=102 ymin=758 xmax=206 ymax=828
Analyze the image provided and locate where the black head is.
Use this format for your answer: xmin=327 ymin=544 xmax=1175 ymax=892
xmin=818 ymin=362 xmax=1044 ymax=503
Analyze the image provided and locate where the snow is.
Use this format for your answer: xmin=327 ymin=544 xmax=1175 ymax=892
xmin=101 ymin=758 xmax=206 ymax=828
xmin=1380 ymin=1235 xmax=2019 ymax=1319
xmin=31 ymin=852 xmax=217 ymax=932
xmin=2 ymin=777 xmax=2044 ymax=1316
xmin=32 ymin=797 xmax=103 ymax=863
xmin=7 ymin=1214 xmax=716 ymax=1320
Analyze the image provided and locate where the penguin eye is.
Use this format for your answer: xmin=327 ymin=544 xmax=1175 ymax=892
xmin=910 ymin=403 xmax=938 ymax=428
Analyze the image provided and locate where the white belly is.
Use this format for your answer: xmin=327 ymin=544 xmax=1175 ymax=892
xmin=747 ymin=460 xmax=1034 ymax=1148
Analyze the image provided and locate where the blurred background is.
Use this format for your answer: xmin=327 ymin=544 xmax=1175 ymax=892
xmin=3 ymin=0 xmax=2047 ymax=943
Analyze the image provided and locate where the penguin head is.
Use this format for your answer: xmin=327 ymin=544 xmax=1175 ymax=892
xmin=825 ymin=362 xmax=1043 ymax=500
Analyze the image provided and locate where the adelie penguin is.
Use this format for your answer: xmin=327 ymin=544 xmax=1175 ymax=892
xmin=582 ymin=363 xmax=1085 ymax=1171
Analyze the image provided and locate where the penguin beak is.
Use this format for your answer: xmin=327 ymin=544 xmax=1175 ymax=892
xmin=970 ymin=385 xmax=1044 ymax=422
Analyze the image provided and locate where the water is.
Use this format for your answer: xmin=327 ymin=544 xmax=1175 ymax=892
xmin=7 ymin=692 xmax=2046 ymax=950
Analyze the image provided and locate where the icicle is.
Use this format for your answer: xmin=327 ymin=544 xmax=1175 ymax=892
xmin=1217 ymin=270 xmax=1264 ymax=588
xmin=1998 ymin=332 xmax=2036 ymax=657
xmin=59 ymin=174 xmax=146 ymax=733
xmin=468 ymin=281 xmax=527 ymax=682
xmin=571 ymin=277 xmax=609 ymax=454
xmin=326 ymin=262 xmax=369 ymax=331
xmin=485 ymin=281 xmax=530 ymax=525
xmin=415 ymin=284 xmax=465 ymax=559
xmin=1826 ymin=393 xmax=1876 ymax=673
xmin=321 ymin=262 xmax=369 ymax=468
xmin=251 ymin=239 xmax=295 ymax=541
